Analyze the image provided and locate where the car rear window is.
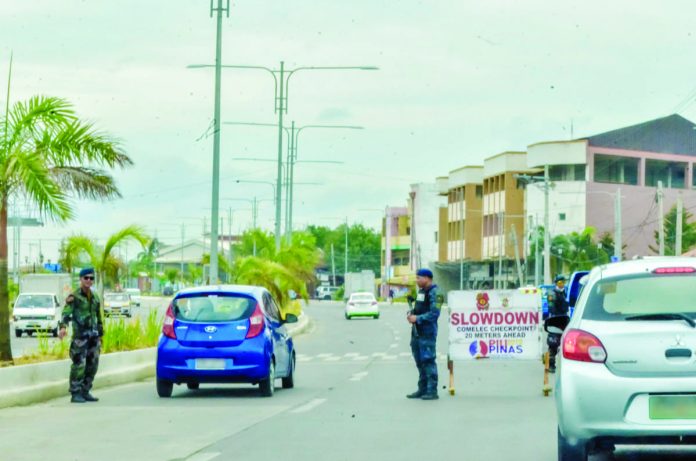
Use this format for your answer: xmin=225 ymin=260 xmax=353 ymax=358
xmin=351 ymin=294 xmax=374 ymax=302
xmin=173 ymin=294 xmax=256 ymax=322
xmin=582 ymin=273 xmax=696 ymax=321
xmin=15 ymin=295 xmax=53 ymax=308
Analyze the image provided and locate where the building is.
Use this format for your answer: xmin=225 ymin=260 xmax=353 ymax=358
xmin=407 ymin=182 xmax=446 ymax=272
xmin=380 ymin=206 xmax=410 ymax=296
xmin=526 ymin=114 xmax=696 ymax=258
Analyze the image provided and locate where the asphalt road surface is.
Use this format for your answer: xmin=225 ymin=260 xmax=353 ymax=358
xmin=1 ymin=301 xmax=695 ymax=461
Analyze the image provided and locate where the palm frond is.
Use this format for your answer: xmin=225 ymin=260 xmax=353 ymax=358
xmin=49 ymin=166 xmax=121 ymax=200
xmin=63 ymin=235 xmax=98 ymax=268
xmin=7 ymin=148 xmax=72 ymax=221
xmin=5 ymin=96 xmax=75 ymax=152
xmin=40 ymin=120 xmax=132 ymax=168
xmin=102 ymin=225 xmax=149 ymax=266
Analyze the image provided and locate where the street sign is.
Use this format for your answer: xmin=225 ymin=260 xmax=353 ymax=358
xmin=8 ymin=217 xmax=42 ymax=227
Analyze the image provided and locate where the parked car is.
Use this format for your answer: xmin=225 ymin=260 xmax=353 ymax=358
xmin=345 ymin=292 xmax=379 ymax=320
xmin=315 ymin=286 xmax=338 ymax=300
xmin=12 ymin=293 xmax=62 ymax=337
xmin=103 ymin=292 xmax=132 ymax=317
xmin=125 ymin=288 xmax=142 ymax=307
xmin=162 ymin=285 xmax=174 ymax=296
xmin=556 ymin=258 xmax=696 ymax=460
xmin=156 ymin=285 xmax=298 ymax=398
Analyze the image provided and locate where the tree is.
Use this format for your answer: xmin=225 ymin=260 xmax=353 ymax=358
xmin=230 ymin=256 xmax=308 ymax=308
xmin=650 ymin=205 xmax=696 ymax=255
xmin=306 ymin=223 xmax=381 ymax=275
xmin=0 ymin=93 xmax=132 ymax=362
xmin=62 ymin=225 xmax=149 ymax=304
xmin=528 ymin=226 xmax=612 ymax=277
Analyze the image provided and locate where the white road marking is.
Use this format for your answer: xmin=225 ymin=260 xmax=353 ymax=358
xmin=399 ymin=352 xmax=411 ymax=357
xmin=297 ymin=356 xmax=312 ymax=362
xmin=389 ymin=343 xmax=398 ymax=348
xmin=323 ymin=356 xmax=341 ymax=362
xmin=316 ymin=353 xmax=333 ymax=358
xmin=291 ymin=398 xmax=328 ymax=414
xmin=186 ymin=452 xmax=221 ymax=461
xmin=352 ymin=355 xmax=369 ymax=361
xmin=345 ymin=352 xmax=360 ymax=357
xmin=382 ymin=355 xmax=398 ymax=360
xmin=350 ymin=371 xmax=369 ymax=381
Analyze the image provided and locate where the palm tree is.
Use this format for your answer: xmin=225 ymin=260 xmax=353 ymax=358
xmin=0 ymin=90 xmax=132 ymax=361
xmin=62 ymin=225 xmax=149 ymax=304
xmin=231 ymin=256 xmax=307 ymax=308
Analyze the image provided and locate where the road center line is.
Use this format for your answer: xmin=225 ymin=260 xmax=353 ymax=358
xmin=291 ymin=398 xmax=328 ymax=414
xmin=350 ymin=371 xmax=369 ymax=381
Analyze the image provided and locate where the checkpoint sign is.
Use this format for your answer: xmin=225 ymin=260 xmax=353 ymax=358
xmin=448 ymin=290 xmax=541 ymax=361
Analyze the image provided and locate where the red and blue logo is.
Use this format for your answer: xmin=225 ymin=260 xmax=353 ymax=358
xmin=469 ymin=340 xmax=488 ymax=357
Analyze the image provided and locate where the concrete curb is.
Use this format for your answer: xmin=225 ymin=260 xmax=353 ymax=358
xmin=0 ymin=348 xmax=155 ymax=410
xmin=0 ymin=314 xmax=314 ymax=410
xmin=287 ymin=313 xmax=312 ymax=338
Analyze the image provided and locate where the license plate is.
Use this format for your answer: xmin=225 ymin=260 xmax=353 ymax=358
xmin=649 ymin=395 xmax=696 ymax=419
xmin=194 ymin=359 xmax=226 ymax=370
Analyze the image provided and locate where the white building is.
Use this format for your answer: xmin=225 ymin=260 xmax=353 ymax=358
xmin=408 ymin=182 xmax=446 ymax=271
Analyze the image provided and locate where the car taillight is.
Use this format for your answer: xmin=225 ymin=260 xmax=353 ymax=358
xmin=653 ymin=267 xmax=696 ymax=274
xmin=348 ymin=302 xmax=355 ymax=306
xmin=371 ymin=301 xmax=378 ymax=306
xmin=562 ymin=329 xmax=607 ymax=363
xmin=246 ymin=304 xmax=265 ymax=339
xmin=162 ymin=304 xmax=176 ymax=339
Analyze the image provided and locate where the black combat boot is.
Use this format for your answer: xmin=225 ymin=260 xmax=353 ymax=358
xmin=421 ymin=393 xmax=439 ymax=400
xmin=83 ymin=392 xmax=99 ymax=402
xmin=406 ymin=390 xmax=425 ymax=399
xmin=71 ymin=394 xmax=86 ymax=403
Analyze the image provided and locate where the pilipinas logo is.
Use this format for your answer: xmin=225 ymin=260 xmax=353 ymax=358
xmin=476 ymin=292 xmax=490 ymax=311
xmin=469 ymin=340 xmax=489 ymax=358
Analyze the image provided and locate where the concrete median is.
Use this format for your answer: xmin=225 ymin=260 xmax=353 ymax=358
xmin=0 ymin=313 xmax=312 ymax=409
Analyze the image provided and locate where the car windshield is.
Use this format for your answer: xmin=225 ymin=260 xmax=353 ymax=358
xmin=351 ymin=294 xmax=374 ymax=302
xmin=105 ymin=294 xmax=129 ymax=302
xmin=582 ymin=273 xmax=696 ymax=320
xmin=126 ymin=289 xmax=140 ymax=295
xmin=14 ymin=295 xmax=53 ymax=308
xmin=173 ymin=294 xmax=256 ymax=322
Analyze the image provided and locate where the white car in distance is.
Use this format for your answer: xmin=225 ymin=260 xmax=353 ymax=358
xmin=345 ymin=292 xmax=379 ymax=320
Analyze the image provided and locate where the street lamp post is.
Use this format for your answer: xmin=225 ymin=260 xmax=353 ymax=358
xmin=190 ymin=63 xmax=378 ymax=251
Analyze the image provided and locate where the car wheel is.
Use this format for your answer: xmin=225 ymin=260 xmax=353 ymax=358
xmin=156 ymin=378 xmax=174 ymax=398
xmin=52 ymin=328 xmax=58 ymax=338
xmin=259 ymin=360 xmax=275 ymax=397
xmin=282 ymin=354 xmax=295 ymax=389
xmin=27 ymin=331 xmax=33 ymax=337
xmin=14 ymin=329 xmax=21 ymax=338
xmin=374 ymin=314 xmax=380 ymax=320
xmin=345 ymin=313 xmax=351 ymax=320
xmin=558 ymin=427 xmax=588 ymax=461
xmin=186 ymin=382 xmax=199 ymax=390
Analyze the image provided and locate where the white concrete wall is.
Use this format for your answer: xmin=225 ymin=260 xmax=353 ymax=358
xmin=450 ymin=166 xmax=484 ymax=186
xmin=526 ymin=181 xmax=587 ymax=237
xmin=527 ymin=140 xmax=587 ymax=169
xmin=484 ymin=152 xmax=527 ymax=177
xmin=410 ymin=183 xmax=446 ymax=270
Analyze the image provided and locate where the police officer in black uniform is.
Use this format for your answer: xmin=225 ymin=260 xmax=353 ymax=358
xmin=546 ymin=274 xmax=570 ymax=373
xmin=406 ymin=268 xmax=443 ymax=400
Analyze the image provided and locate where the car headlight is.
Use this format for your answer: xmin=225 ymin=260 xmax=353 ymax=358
xmin=105 ymin=303 xmax=111 ymax=307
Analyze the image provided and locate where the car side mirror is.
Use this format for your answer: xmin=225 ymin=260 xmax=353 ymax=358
xmin=284 ymin=313 xmax=299 ymax=324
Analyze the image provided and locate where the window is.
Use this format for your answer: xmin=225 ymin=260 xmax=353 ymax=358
xmin=593 ymin=154 xmax=639 ymax=185
xmin=475 ymin=185 xmax=483 ymax=198
xmin=173 ymin=294 xmax=256 ymax=322
xmin=263 ymin=293 xmax=281 ymax=321
xmin=434 ymin=231 xmax=438 ymax=243
xmin=549 ymin=164 xmax=586 ymax=181
xmin=559 ymin=213 xmax=566 ymax=221
xmin=391 ymin=250 xmax=410 ymax=266
xmin=645 ymin=159 xmax=687 ymax=189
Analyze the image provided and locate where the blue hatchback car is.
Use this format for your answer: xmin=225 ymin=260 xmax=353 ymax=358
xmin=156 ymin=285 xmax=297 ymax=398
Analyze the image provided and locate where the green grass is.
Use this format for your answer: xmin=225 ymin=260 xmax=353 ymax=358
xmin=9 ymin=309 xmax=163 ymax=366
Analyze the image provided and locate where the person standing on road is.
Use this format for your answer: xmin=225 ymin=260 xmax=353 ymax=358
xmin=546 ymin=274 xmax=570 ymax=373
xmin=58 ymin=268 xmax=103 ymax=403
xmin=406 ymin=268 xmax=443 ymax=400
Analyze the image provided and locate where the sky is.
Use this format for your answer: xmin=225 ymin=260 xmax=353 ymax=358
xmin=2 ymin=0 xmax=696 ymax=267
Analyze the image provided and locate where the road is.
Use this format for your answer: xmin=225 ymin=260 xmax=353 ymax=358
xmin=1 ymin=300 xmax=695 ymax=460
xmin=10 ymin=296 xmax=171 ymax=358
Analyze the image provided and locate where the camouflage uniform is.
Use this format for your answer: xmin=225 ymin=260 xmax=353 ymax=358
xmin=409 ymin=284 xmax=443 ymax=396
xmin=546 ymin=286 xmax=569 ymax=370
xmin=59 ymin=288 xmax=103 ymax=395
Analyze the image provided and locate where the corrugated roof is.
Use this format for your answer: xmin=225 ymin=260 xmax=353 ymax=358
xmin=584 ymin=114 xmax=696 ymax=156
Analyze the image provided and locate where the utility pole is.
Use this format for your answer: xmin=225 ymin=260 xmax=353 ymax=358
xmin=676 ymin=193 xmax=683 ymax=256
xmin=535 ymin=215 xmax=541 ymax=286
xmin=543 ymin=165 xmax=551 ymax=284
xmin=344 ymin=217 xmax=349 ymax=276
xmin=180 ymin=223 xmax=184 ymax=279
xmin=658 ymin=180 xmax=665 ymax=256
xmin=511 ymin=224 xmax=524 ymax=287
xmin=228 ymin=207 xmax=233 ymax=280
xmin=459 ymin=187 xmax=464 ymax=290
xmin=331 ymin=243 xmax=336 ymax=286
xmin=614 ymin=188 xmax=622 ymax=261
xmin=252 ymin=196 xmax=258 ymax=229
xmin=274 ymin=61 xmax=285 ymax=251
xmin=285 ymin=121 xmax=296 ymax=244
xmin=207 ymin=0 xmax=230 ymax=284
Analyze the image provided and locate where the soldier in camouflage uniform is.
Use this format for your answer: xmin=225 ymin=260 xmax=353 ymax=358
xmin=406 ymin=268 xmax=443 ymax=400
xmin=58 ymin=268 xmax=103 ymax=403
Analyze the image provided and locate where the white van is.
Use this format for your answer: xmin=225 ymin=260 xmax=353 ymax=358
xmin=13 ymin=293 xmax=62 ymax=337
